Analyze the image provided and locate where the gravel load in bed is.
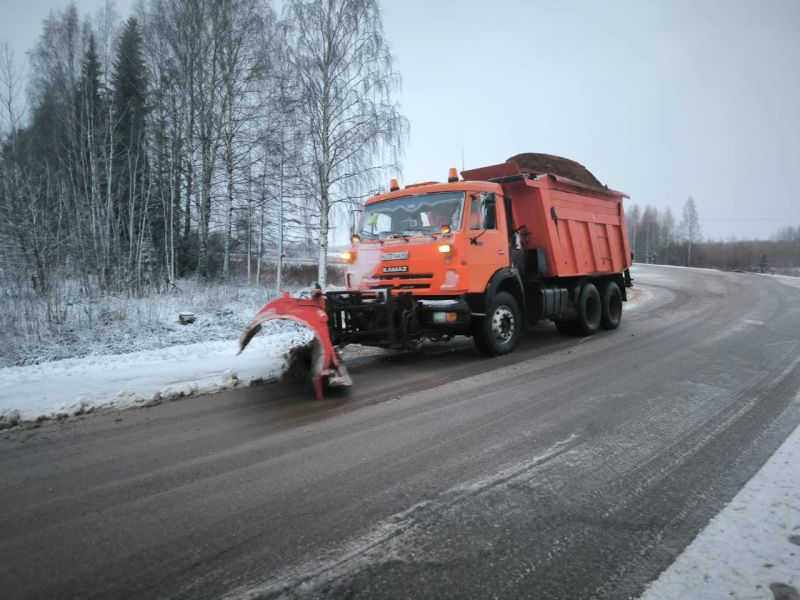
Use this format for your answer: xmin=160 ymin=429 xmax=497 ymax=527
xmin=508 ymin=152 xmax=605 ymax=189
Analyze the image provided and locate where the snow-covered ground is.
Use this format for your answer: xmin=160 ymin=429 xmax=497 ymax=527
xmin=765 ymin=271 xmax=800 ymax=292
xmin=0 ymin=281 xmax=282 ymax=368
xmin=641 ymin=423 xmax=800 ymax=600
xmin=0 ymin=323 xmax=312 ymax=424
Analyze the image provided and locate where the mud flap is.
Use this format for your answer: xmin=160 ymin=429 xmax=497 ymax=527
xmin=238 ymin=290 xmax=352 ymax=400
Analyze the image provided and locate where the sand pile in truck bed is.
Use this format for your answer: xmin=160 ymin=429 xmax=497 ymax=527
xmin=508 ymin=153 xmax=605 ymax=189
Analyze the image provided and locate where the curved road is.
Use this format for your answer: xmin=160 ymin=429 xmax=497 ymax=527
xmin=2 ymin=265 xmax=800 ymax=599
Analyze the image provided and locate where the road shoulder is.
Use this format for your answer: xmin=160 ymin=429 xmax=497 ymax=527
xmin=641 ymin=421 xmax=800 ymax=600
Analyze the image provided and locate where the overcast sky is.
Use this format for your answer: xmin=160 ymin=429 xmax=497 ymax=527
xmin=2 ymin=0 xmax=799 ymax=240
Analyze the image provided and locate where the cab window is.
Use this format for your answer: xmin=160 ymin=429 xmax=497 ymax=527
xmin=468 ymin=192 xmax=497 ymax=230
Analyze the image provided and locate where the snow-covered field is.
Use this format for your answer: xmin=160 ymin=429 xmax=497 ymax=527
xmin=641 ymin=422 xmax=800 ymax=600
xmin=0 ymin=322 xmax=313 ymax=424
xmin=0 ymin=280 xmax=283 ymax=368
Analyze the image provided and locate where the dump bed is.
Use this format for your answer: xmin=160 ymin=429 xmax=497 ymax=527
xmin=462 ymin=160 xmax=632 ymax=279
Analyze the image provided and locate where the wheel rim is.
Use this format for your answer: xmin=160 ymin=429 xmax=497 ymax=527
xmin=491 ymin=306 xmax=515 ymax=344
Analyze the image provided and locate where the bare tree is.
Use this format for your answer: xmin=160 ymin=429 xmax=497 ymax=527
xmin=217 ymin=0 xmax=274 ymax=280
xmin=287 ymin=0 xmax=407 ymax=286
xmin=659 ymin=206 xmax=675 ymax=264
xmin=680 ymin=196 xmax=702 ymax=266
xmin=627 ymin=203 xmax=640 ymax=261
xmin=0 ymin=42 xmax=25 ymax=137
xmin=0 ymin=42 xmax=27 ymax=285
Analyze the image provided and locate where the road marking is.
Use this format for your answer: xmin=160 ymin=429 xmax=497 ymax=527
xmin=742 ymin=319 xmax=765 ymax=326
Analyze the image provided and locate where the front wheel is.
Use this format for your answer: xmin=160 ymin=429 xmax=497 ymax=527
xmin=473 ymin=292 xmax=522 ymax=356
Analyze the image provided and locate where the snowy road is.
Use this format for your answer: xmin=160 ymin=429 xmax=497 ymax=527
xmin=1 ymin=265 xmax=800 ymax=599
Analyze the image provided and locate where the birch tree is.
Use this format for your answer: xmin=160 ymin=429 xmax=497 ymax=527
xmin=288 ymin=0 xmax=407 ymax=286
xmin=217 ymin=0 xmax=274 ymax=280
xmin=0 ymin=43 xmax=26 ymax=284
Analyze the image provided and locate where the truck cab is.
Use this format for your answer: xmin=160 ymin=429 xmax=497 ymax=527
xmin=333 ymin=172 xmax=526 ymax=355
xmin=344 ymin=180 xmax=511 ymax=297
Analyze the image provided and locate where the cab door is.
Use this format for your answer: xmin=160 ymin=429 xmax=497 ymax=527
xmin=464 ymin=191 xmax=509 ymax=292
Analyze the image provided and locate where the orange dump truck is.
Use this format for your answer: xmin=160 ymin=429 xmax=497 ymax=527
xmin=240 ymin=154 xmax=633 ymax=398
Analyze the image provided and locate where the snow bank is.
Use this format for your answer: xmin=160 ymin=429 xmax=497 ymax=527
xmin=641 ymin=423 xmax=800 ymax=599
xmin=0 ymin=325 xmax=312 ymax=423
xmin=763 ymin=271 xmax=800 ymax=292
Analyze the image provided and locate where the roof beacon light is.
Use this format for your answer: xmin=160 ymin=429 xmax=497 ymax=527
xmin=448 ymin=167 xmax=459 ymax=183
xmin=390 ymin=178 xmax=400 ymax=192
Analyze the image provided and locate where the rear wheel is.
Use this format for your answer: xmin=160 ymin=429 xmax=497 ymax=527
xmin=600 ymin=282 xmax=623 ymax=330
xmin=473 ymin=292 xmax=522 ymax=356
xmin=555 ymin=283 xmax=602 ymax=337
xmin=576 ymin=283 xmax=602 ymax=335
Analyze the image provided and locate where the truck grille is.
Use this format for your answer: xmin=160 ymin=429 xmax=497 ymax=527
xmin=375 ymin=273 xmax=432 ymax=280
xmin=370 ymin=272 xmax=432 ymax=290
xmin=370 ymin=283 xmax=431 ymax=290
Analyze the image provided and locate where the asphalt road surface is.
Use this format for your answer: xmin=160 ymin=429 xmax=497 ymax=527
xmin=2 ymin=265 xmax=800 ymax=599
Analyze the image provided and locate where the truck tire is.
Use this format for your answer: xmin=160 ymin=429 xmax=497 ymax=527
xmin=473 ymin=292 xmax=522 ymax=356
xmin=554 ymin=283 xmax=602 ymax=336
xmin=600 ymin=282 xmax=623 ymax=330
xmin=576 ymin=283 xmax=602 ymax=336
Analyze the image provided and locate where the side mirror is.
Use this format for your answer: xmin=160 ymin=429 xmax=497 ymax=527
xmin=349 ymin=208 xmax=361 ymax=236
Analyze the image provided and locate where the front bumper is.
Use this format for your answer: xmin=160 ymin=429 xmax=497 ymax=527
xmin=418 ymin=298 xmax=471 ymax=327
xmin=326 ymin=290 xmax=472 ymax=349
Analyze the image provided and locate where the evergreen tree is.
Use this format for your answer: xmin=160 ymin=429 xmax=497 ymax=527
xmin=112 ymin=17 xmax=149 ymax=268
xmin=76 ymin=33 xmax=105 ymax=196
xmin=113 ymin=18 xmax=147 ymax=161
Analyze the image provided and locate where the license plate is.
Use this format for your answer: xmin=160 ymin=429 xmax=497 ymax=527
xmin=382 ymin=265 xmax=408 ymax=273
xmin=382 ymin=251 xmax=408 ymax=261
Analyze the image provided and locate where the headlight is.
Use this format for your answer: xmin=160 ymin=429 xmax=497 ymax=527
xmin=438 ymin=244 xmax=451 ymax=254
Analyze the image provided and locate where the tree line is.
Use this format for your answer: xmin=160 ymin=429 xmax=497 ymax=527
xmin=0 ymin=0 xmax=406 ymax=296
xmin=627 ymin=197 xmax=800 ymax=273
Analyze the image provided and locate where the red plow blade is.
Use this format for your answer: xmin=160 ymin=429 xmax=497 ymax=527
xmin=238 ymin=291 xmax=351 ymax=400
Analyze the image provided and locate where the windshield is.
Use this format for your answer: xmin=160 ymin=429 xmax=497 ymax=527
xmin=359 ymin=192 xmax=465 ymax=240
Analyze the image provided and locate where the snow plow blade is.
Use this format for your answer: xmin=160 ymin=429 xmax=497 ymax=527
xmin=238 ymin=290 xmax=351 ymax=400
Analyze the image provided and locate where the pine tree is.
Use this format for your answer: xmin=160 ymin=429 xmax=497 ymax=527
xmin=76 ymin=33 xmax=109 ymax=284
xmin=113 ymin=18 xmax=147 ymax=166
xmin=76 ymin=33 xmax=104 ymax=188
xmin=112 ymin=17 xmax=149 ymax=278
